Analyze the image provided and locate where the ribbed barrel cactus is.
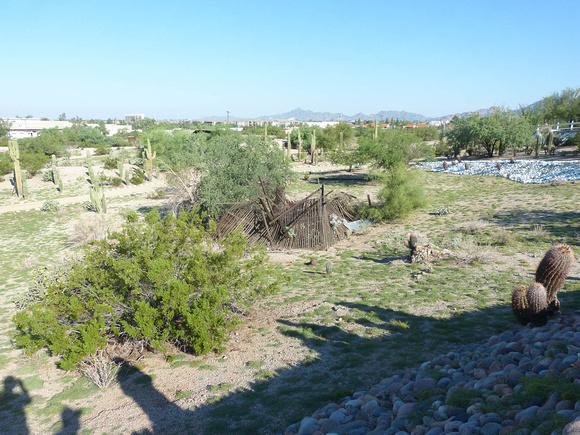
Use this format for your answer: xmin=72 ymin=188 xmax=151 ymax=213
xmin=511 ymin=284 xmax=529 ymax=325
xmin=535 ymin=244 xmax=575 ymax=316
xmin=526 ymin=282 xmax=548 ymax=326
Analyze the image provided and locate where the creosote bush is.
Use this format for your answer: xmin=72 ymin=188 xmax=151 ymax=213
xmin=13 ymin=208 xmax=287 ymax=370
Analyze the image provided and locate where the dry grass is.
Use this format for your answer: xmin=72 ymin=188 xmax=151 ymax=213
xmin=78 ymin=350 xmax=121 ymax=389
xmin=68 ymin=214 xmax=117 ymax=247
xmin=455 ymin=239 xmax=498 ymax=264
xmin=458 ymin=219 xmax=489 ymax=234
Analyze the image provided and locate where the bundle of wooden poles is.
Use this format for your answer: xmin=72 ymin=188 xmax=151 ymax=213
xmin=217 ymin=181 xmax=357 ymax=250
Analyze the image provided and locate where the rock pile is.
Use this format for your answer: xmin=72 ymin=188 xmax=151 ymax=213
xmin=285 ymin=311 xmax=580 ymax=435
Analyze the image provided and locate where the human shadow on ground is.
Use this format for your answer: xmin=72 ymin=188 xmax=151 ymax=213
xmin=180 ymin=286 xmax=580 ymax=435
xmin=54 ymin=408 xmax=82 ymax=435
xmin=0 ymin=375 xmax=85 ymax=435
xmin=0 ymin=376 xmax=31 ymax=435
xmin=114 ymin=359 xmax=196 ymax=434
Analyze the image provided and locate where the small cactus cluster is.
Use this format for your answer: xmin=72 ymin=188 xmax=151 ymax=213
xmin=511 ymin=244 xmax=575 ymax=326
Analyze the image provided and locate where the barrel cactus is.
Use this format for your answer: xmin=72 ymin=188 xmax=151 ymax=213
xmin=511 ymin=284 xmax=529 ymax=325
xmin=325 ymin=261 xmax=333 ymax=275
xmin=443 ymin=161 xmax=448 ymax=171
xmin=526 ymin=282 xmax=548 ymax=326
xmin=404 ymin=233 xmax=418 ymax=253
xmin=535 ymin=244 xmax=575 ymax=316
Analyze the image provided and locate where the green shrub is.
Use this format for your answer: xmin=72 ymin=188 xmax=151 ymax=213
xmin=111 ymin=177 xmax=122 ymax=187
xmin=131 ymin=168 xmax=146 ymax=185
xmin=359 ymin=165 xmax=427 ymax=221
xmin=0 ymin=153 xmax=13 ymax=176
xmin=41 ymin=200 xmax=61 ymax=212
xmin=42 ymin=170 xmax=54 ymax=182
xmin=94 ymin=145 xmax=110 ymax=156
xmin=13 ymin=208 xmax=287 ymax=370
xmin=104 ymin=157 xmax=119 ymax=170
xmin=20 ymin=152 xmax=50 ymax=176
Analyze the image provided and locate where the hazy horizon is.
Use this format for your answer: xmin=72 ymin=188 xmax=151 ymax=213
xmin=3 ymin=0 xmax=579 ymax=120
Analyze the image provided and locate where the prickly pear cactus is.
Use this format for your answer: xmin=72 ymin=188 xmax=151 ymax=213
xmin=526 ymin=282 xmax=548 ymax=326
xmin=535 ymin=244 xmax=575 ymax=316
xmin=511 ymin=284 xmax=529 ymax=325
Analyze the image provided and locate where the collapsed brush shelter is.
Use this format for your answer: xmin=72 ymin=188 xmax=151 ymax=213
xmin=217 ymin=185 xmax=358 ymax=250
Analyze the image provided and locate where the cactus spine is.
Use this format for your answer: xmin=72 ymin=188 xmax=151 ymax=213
xmin=535 ymin=244 xmax=575 ymax=316
xmin=143 ymin=138 xmax=156 ymax=180
xmin=325 ymin=261 xmax=333 ymax=275
xmin=9 ymin=140 xmax=23 ymax=197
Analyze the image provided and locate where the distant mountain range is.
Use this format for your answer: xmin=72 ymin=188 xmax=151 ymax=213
xmin=206 ymin=107 xmax=498 ymax=122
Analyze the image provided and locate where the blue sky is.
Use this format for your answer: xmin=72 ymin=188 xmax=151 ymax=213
xmin=3 ymin=0 xmax=579 ymax=120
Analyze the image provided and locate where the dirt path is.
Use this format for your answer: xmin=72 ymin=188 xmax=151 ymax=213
xmin=0 ymin=180 xmax=166 ymax=213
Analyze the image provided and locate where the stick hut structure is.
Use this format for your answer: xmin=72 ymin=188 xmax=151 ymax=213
xmin=217 ymin=184 xmax=357 ymax=250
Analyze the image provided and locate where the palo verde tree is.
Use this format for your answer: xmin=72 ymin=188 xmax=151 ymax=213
xmin=357 ymin=129 xmax=428 ymax=221
xmin=13 ymin=208 xmax=288 ymax=370
xmin=197 ymin=133 xmax=294 ymax=218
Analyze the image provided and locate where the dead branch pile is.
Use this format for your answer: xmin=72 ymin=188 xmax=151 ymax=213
xmin=217 ymin=185 xmax=357 ymax=250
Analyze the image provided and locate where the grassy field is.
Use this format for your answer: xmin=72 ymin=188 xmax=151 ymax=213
xmin=1 ymin=166 xmax=579 ymax=434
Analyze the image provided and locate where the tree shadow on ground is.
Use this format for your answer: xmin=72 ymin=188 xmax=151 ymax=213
xmin=179 ymin=286 xmax=580 ymax=434
xmin=482 ymin=209 xmax=580 ymax=241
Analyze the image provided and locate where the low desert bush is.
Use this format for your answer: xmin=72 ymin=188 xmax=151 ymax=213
xmin=358 ymin=165 xmax=427 ymax=221
xmin=14 ymin=208 xmax=287 ymax=370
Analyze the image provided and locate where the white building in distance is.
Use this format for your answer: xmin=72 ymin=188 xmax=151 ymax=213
xmin=125 ymin=114 xmax=145 ymax=123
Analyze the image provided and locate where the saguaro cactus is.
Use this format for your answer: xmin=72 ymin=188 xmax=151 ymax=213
xmin=311 ymin=130 xmax=317 ymax=165
xmin=374 ymin=120 xmax=378 ymax=140
xmin=286 ymin=130 xmax=291 ymax=159
xmin=143 ymin=138 xmax=156 ymax=180
xmin=9 ymin=140 xmax=23 ymax=197
xmin=339 ymin=131 xmax=344 ymax=148
xmin=298 ymin=129 xmax=303 ymax=160
xmin=89 ymin=166 xmax=106 ymax=213
xmin=535 ymin=244 xmax=575 ymax=316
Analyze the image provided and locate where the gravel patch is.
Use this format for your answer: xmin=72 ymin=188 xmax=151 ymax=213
xmin=418 ymin=160 xmax=580 ymax=184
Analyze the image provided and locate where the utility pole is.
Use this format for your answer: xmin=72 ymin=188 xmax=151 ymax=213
xmin=226 ymin=111 xmax=230 ymax=124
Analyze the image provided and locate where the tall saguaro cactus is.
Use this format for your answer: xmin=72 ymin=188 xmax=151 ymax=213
xmin=143 ymin=138 xmax=156 ymax=180
xmin=311 ymin=130 xmax=317 ymax=165
xmin=298 ymin=129 xmax=303 ymax=160
xmin=374 ymin=119 xmax=378 ymax=140
xmin=9 ymin=140 xmax=23 ymax=197
xmin=89 ymin=167 xmax=106 ymax=213
xmin=286 ymin=130 xmax=291 ymax=160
